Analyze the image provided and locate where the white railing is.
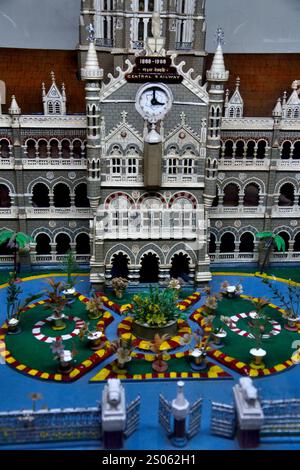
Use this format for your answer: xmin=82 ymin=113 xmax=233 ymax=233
xmin=0 ymin=255 xmax=14 ymax=263
xmin=210 ymin=206 xmax=265 ymax=217
xmin=103 ymin=175 xmax=143 ymax=185
xmin=0 ymin=157 xmax=14 ymax=168
xmin=26 ymin=207 xmax=92 ymax=218
xmin=218 ymin=158 xmax=270 ymax=170
xmin=32 ymin=254 xmax=90 ymax=264
xmin=162 ymin=174 xmax=199 ymax=185
xmin=210 ymin=252 xmax=257 ymax=263
xmin=0 ymin=207 xmax=18 ymax=217
xmin=272 ymin=206 xmax=300 ymax=217
xmin=277 ymin=160 xmax=300 ymax=169
xmin=22 ymin=158 xmax=87 ymax=169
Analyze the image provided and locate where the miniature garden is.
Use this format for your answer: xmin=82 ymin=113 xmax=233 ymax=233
xmin=1 ymin=229 xmax=300 ymax=383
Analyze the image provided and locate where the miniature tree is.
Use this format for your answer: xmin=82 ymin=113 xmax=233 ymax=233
xmin=262 ymin=277 xmax=300 ymax=330
xmin=256 ymin=232 xmax=285 ymax=273
xmin=60 ymin=250 xmax=79 ymax=291
xmin=42 ymin=279 xmax=69 ymax=330
xmin=0 ymin=229 xmax=33 ymax=277
xmin=150 ymin=333 xmax=170 ymax=372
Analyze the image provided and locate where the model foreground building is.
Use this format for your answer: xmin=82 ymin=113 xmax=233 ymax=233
xmin=0 ymin=0 xmax=300 ymax=288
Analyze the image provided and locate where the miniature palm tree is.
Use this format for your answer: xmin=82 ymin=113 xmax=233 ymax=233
xmin=0 ymin=229 xmax=33 ymax=277
xmin=60 ymin=250 xmax=79 ymax=291
xmin=256 ymin=232 xmax=285 ymax=273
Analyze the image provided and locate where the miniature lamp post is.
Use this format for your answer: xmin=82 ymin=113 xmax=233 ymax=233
xmin=233 ymin=377 xmax=264 ymax=448
xmin=171 ymin=381 xmax=190 ymax=447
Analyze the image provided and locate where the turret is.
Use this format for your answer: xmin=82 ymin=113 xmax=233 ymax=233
xmin=81 ymin=35 xmax=103 ymax=210
xmin=204 ymin=27 xmax=229 ymax=210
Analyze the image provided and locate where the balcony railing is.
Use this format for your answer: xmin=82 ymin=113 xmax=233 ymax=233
xmin=218 ymin=158 xmax=270 ymax=170
xmin=210 ymin=252 xmax=257 ymax=263
xmin=0 ymin=207 xmax=18 ymax=217
xmin=277 ymin=160 xmax=300 ymax=169
xmin=0 ymin=157 xmax=14 ymax=168
xmin=26 ymin=207 xmax=92 ymax=218
xmin=162 ymin=174 xmax=199 ymax=185
xmin=175 ymin=42 xmax=193 ymax=51
xmin=31 ymin=254 xmax=90 ymax=265
xmin=210 ymin=206 xmax=265 ymax=217
xmin=22 ymin=158 xmax=87 ymax=169
xmin=95 ymin=38 xmax=114 ymax=47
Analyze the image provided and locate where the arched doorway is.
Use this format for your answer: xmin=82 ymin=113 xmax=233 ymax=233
xmin=240 ymin=232 xmax=254 ymax=252
xmin=294 ymin=233 xmax=300 ymax=252
xmin=0 ymin=184 xmax=11 ymax=207
xmin=75 ymin=233 xmax=90 ymax=255
xmin=170 ymin=253 xmax=190 ymax=281
xmin=32 ymin=183 xmax=50 ymax=207
xmin=75 ymin=183 xmax=89 ymax=207
xmin=53 ymin=183 xmax=71 ymax=207
xmin=243 ymin=183 xmax=260 ymax=206
xmin=139 ymin=252 xmax=159 ymax=283
xmin=111 ymin=252 xmax=130 ymax=279
xmin=36 ymin=233 xmax=51 ymax=255
xmin=209 ymin=233 xmax=217 ymax=253
xmin=56 ymin=233 xmax=71 ymax=254
xmin=223 ymin=183 xmax=239 ymax=207
xmin=220 ymin=233 xmax=235 ymax=253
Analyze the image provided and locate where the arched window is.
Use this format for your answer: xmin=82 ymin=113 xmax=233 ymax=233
xmin=50 ymin=139 xmax=59 ymax=158
xmin=53 ymin=183 xmax=71 ymax=207
xmin=73 ymin=140 xmax=82 ymax=158
xmin=0 ymin=239 xmax=14 ymax=255
xmin=139 ymin=252 xmax=159 ymax=283
xmin=0 ymin=139 xmax=10 ymax=158
xmin=75 ymin=233 xmax=90 ymax=255
xmin=167 ymin=157 xmax=178 ymax=175
xmin=56 ymin=233 xmax=71 ymax=255
xmin=212 ymin=187 xmax=219 ymax=207
xmin=55 ymin=102 xmax=61 ymax=114
xmin=61 ymin=140 xmax=70 ymax=159
xmin=224 ymin=140 xmax=234 ymax=158
xmin=111 ymin=252 xmax=129 ymax=278
xmin=292 ymin=141 xmax=300 ymax=159
xmin=209 ymin=233 xmax=216 ymax=253
xmin=26 ymin=139 xmax=36 ymax=158
xmin=295 ymin=108 xmax=300 ymax=119
xmin=220 ymin=233 xmax=235 ymax=253
xmin=257 ymin=141 xmax=266 ymax=159
xmin=240 ymin=232 xmax=254 ymax=252
xmin=74 ymin=183 xmax=89 ymax=207
xmin=138 ymin=18 xmax=144 ymax=41
xmin=281 ymin=141 xmax=291 ymax=159
xmin=48 ymin=102 xmax=54 ymax=114
xmin=35 ymin=233 xmax=51 ymax=255
xmin=246 ymin=141 xmax=255 ymax=159
xmin=32 ymin=183 xmax=50 ymax=207
xmin=275 ymin=232 xmax=289 ymax=252
xmin=294 ymin=233 xmax=300 ymax=252
xmin=170 ymin=253 xmax=190 ymax=280
xmin=278 ymin=183 xmax=295 ymax=206
xmin=235 ymin=140 xmax=245 ymax=158
xmin=0 ymin=184 xmax=11 ymax=207
xmin=38 ymin=140 xmax=48 ymax=158
xmin=223 ymin=183 xmax=239 ymax=207
xmin=243 ymin=183 xmax=260 ymax=207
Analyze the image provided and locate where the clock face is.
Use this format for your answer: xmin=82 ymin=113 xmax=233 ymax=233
xmin=135 ymin=84 xmax=173 ymax=122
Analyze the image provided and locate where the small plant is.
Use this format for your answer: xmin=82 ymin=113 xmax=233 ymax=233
xmin=150 ymin=333 xmax=170 ymax=372
xmin=6 ymin=273 xmax=42 ymax=330
xmin=60 ymin=250 xmax=79 ymax=290
xmin=42 ymin=279 xmax=70 ymax=330
xmin=85 ymin=292 xmax=104 ymax=320
xmin=203 ymin=294 xmax=220 ymax=316
xmin=168 ymin=278 xmax=182 ymax=291
xmin=110 ymin=336 xmax=133 ymax=370
xmin=248 ymin=298 xmax=270 ymax=349
xmin=220 ymin=280 xmax=243 ymax=297
xmin=262 ymin=277 xmax=300 ymax=320
xmin=129 ymin=286 xmax=183 ymax=327
xmin=112 ymin=277 xmax=128 ymax=299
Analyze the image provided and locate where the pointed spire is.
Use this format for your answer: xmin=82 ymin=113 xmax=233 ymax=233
xmin=42 ymin=82 xmax=46 ymax=98
xmin=283 ymin=91 xmax=287 ymax=106
xmin=81 ymin=41 xmax=103 ymax=80
xmin=50 ymin=71 xmax=56 ymax=83
xmin=62 ymin=83 xmax=66 ymax=100
xmin=9 ymin=95 xmax=21 ymax=115
xmin=273 ymin=98 xmax=282 ymax=117
xmin=236 ymin=76 xmax=240 ymax=90
xmin=225 ymin=89 xmax=229 ymax=107
xmin=206 ymin=27 xmax=229 ymax=82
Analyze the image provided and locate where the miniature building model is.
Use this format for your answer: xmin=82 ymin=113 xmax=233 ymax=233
xmin=1 ymin=0 xmax=300 ymax=287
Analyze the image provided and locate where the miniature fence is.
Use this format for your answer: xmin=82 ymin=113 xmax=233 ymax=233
xmin=211 ymin=402 xmax=236 ymax=439
xmin=0 ymin=407 xmax=101 ymax=445
xmin=260 ymin=399 xmax=300 ymax=437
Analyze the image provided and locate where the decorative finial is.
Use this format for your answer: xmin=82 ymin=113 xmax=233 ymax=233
xmin=283 ymin=91 xmax=287 ymax=105
xmin=87 ymin=23 xmax=95 ymax=43
xmin=225 ymin=89 xmax=229 ymax=105
xmin=236 ymin=77 xmax=240 ymax=89
xmin=121 ymin=110 xmax=128 ymax=123
xmin=50 ymin=71 xmax=56 ymax=83
xmin=62 ymin=83 xmax=66 ymax=99
xmin=216 ymin=26 xmax=225 ymax=46
xmin=180 ymin=112 xmax=186 ymax=126
xmin=292 ymin=80 xmax=298 ymax=90
xmin=42 ymin=82 xmax=46 ymax=97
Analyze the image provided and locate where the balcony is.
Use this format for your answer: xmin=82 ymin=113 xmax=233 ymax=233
xmin=26 ymin=207 xmax=92 ymax=219
xmin=0 ymin=207 xmax=18 ymax=218
xmin=218 ymin=158 xmax=270 ymax=170
xmin=277 ymin=160 xmax=300 ymax=170
xmin=162 ymin=174 xmax=201 ymax=187
xmin=210 ymin=252 xmax=257 ymax=263
xmin=0 ymin=157 xmax=14 ymax=169
xmin=271 ymin=206 xmax=300 ymax=217
xmin=175 ymin=42 xmax=193 ymax=51
xmin=95 ymin=38 xmax=114 ymax=48
xmin=22 ymin=158 xmax=87 ymax=170
xmin=31 ymin=254 xmax=90 ymax=265
xmin=210 ymin=206 xmax=266 ymax=218
xmin=103 ymin=174 xmax=143 ymax=186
